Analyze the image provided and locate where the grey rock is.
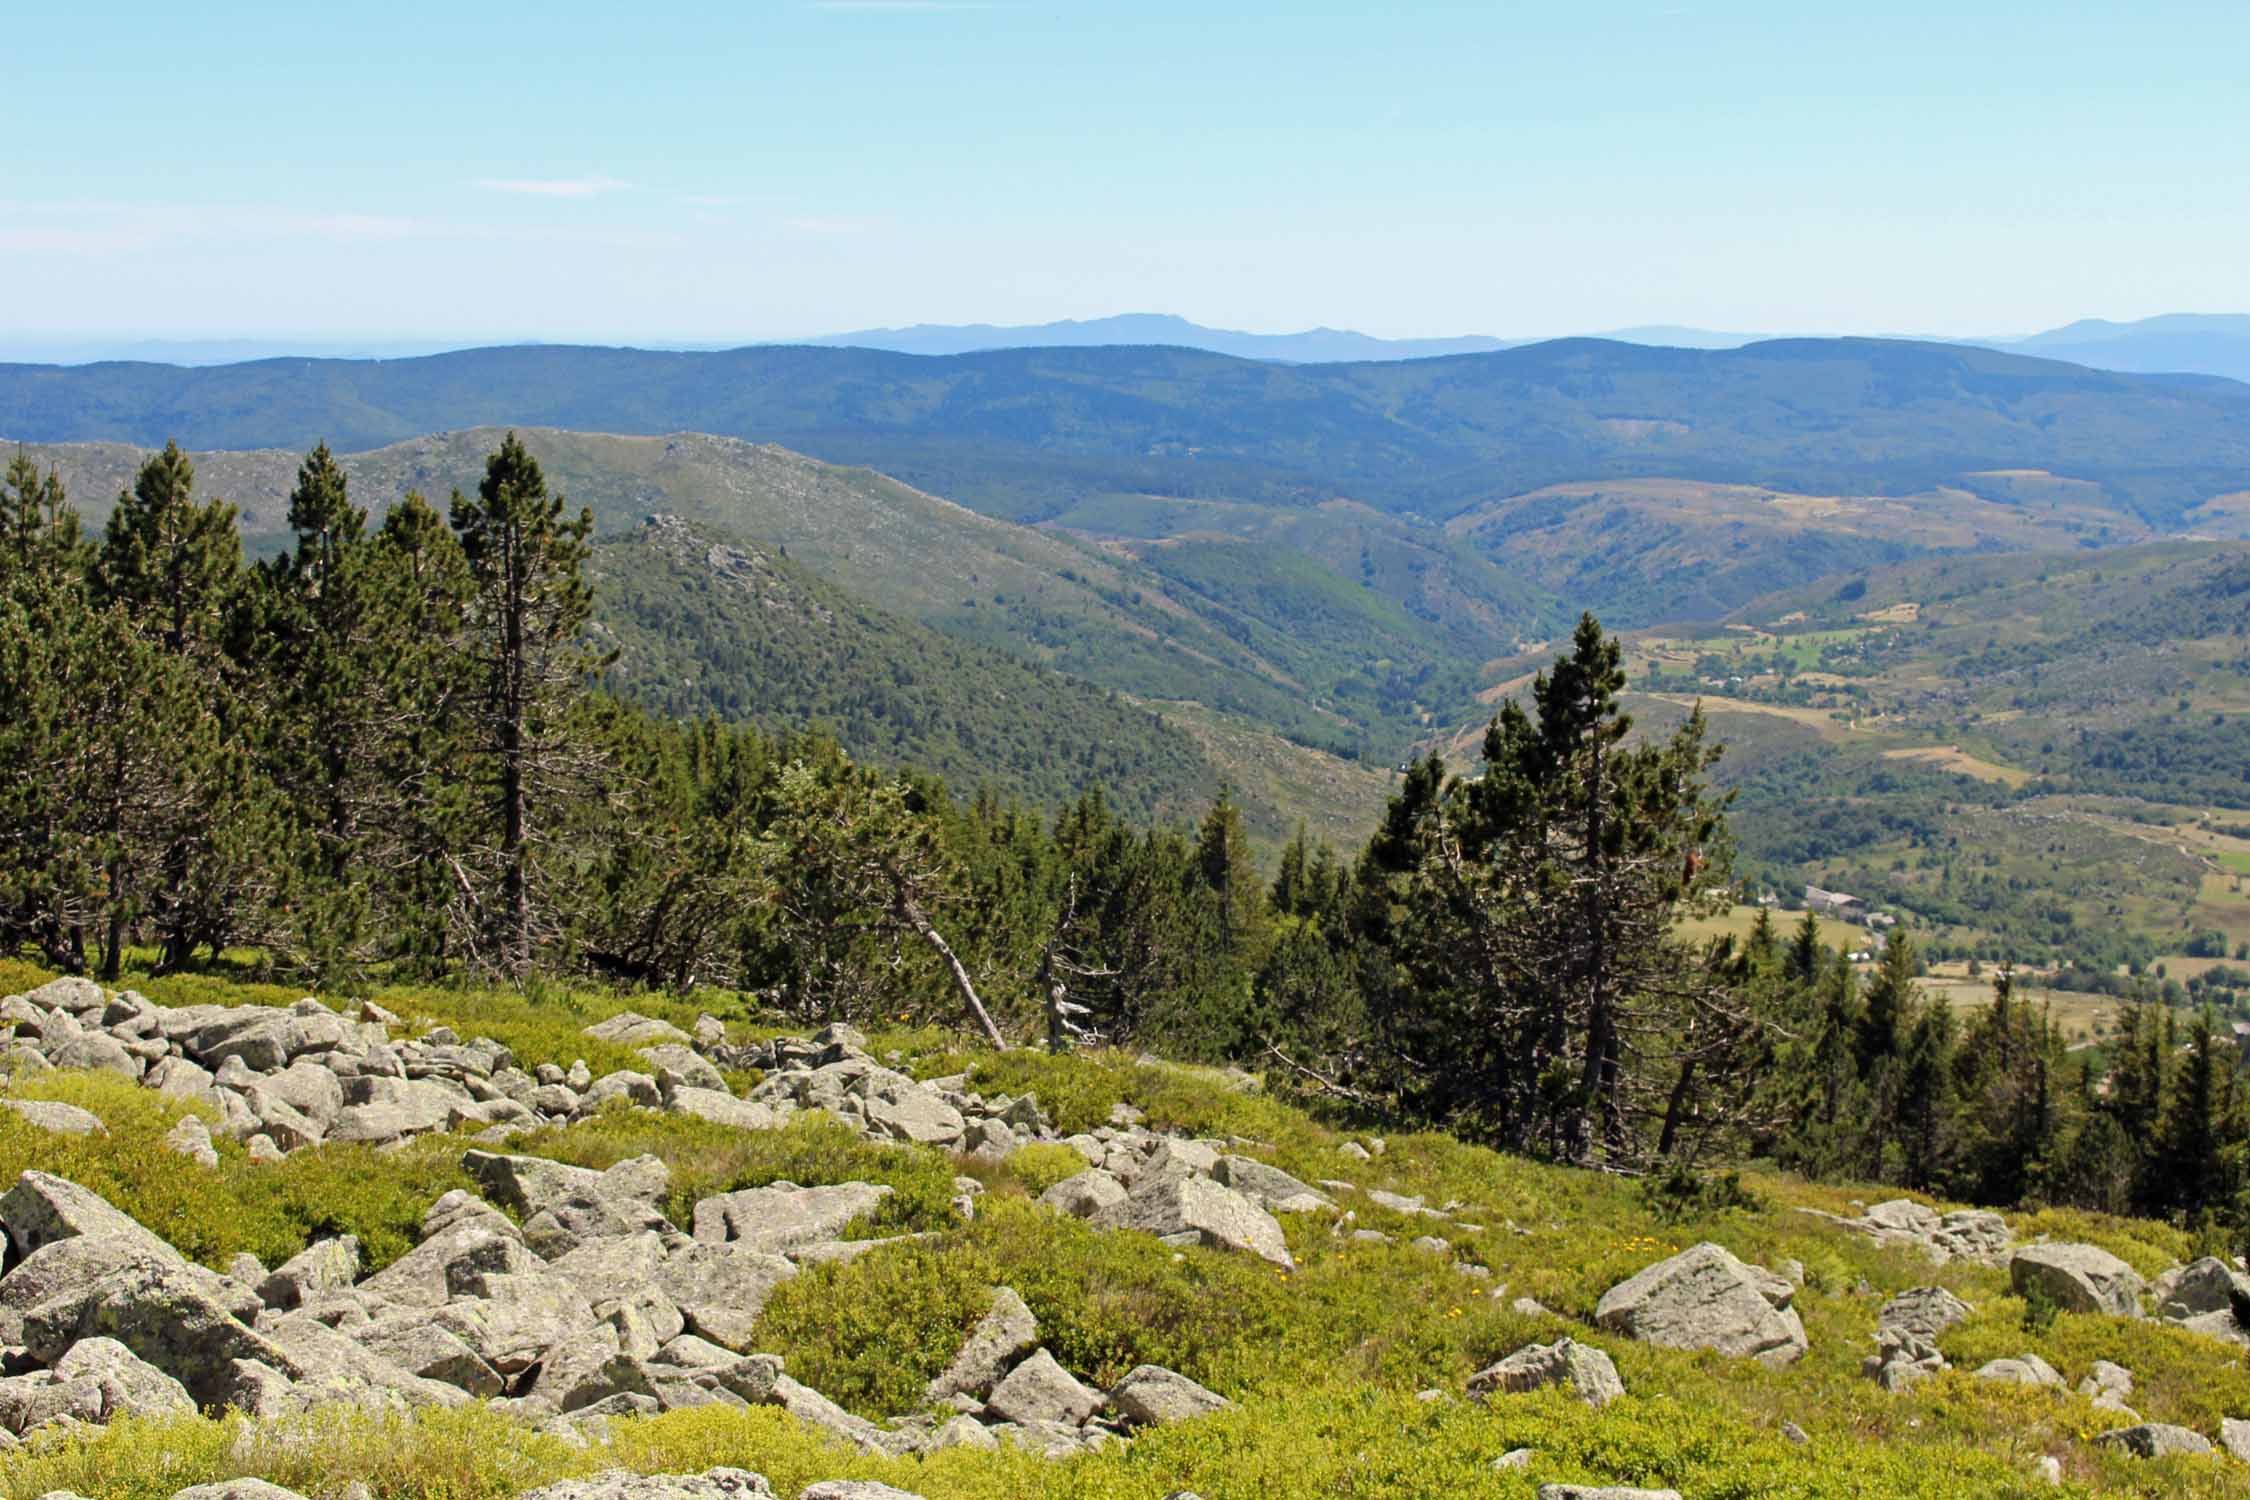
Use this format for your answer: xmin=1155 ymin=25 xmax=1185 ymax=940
xmin=0 ymin=1099 xmax=105 ymax=1137
xmin=797 ymin=1485 xmax=927 ymax=1500
xmin=256 ymin=1310 xmax=469 ymax=1411
xmin=461 ymin=1149 xmax=610 ymax=1217
xmin=925 ymin=1287 xmax=1038 ymax=1402
xmin=1210 ymin=1156 xmax=1331 ymax=1212
xmin=1090 ymin=1176 xmax=1293 ymax=1268
xmin=691 ymin=1182 xmax=891 ymax=1252
xmin=581 ymin=1013 xmax=694 ymax=1048
xmin=1039 ymin=1169 xmax=1127 ymax=1218
xmin=2077 ymin=1360 xmax=2134 ymax=1402
xmin=1877 ymin=1286 xmax=1971 ymax=1341
xmin=257 ymin=1236 xmax=359 ymax=1311
xmin=667 ymin=1088 xmax=782 ymax=1132
xmin=2156 ymin=1256 xmax=2250 ymax=1320
xmin=357 ymin=1317 xmax=503 ymax=1397
xmin=984 ymin=1347 xmax=1102 ymax=1427
xmin=857 ymin=1085 xmax=965 ymax=1148
xmin=585 ymin=1071 xmax=663 ymax=1110
xmin=718 ymin=1356 xmax=895 ymax=1455
xmin=21 ymin=1258 xmax=303 ymax=1408
xmin=163 ymin=1114 xmax=220 ymax=1167
xmin=651 ymin=1242 xmax=797 ymax=1350
xmin=517 ymin=1468 xmax=774 ymax=1500
xmin=48 ymin=1032 xmax=140 ymax=1077
xmin=144 ymin=1056 xmax=218 ymax=1103
xmin=640 ymin=1045 xmax=726 ymax=1092
xmin=1536 ymin=1489 xmax=1682 ymax=1500
xmin=1468 ymin=1337 xmax=1626 ymax=1410
xmin=14 ymin=978 xmax=105 ymax=1014
xmin=358 ymin=1220 xmax=531 ymax=1309
xmin=2220 ymin=1417 xmax=2250 ymax=1463
xmin=170 ymin=1481 xmax=312 ymax=1500
xmin=2010 ymin=1244 xmax=2145 ymax=1319
xmin=432 ymin=1270 xmax=596 ymax=1374
xmin=1973 ymin=1354 xmax=2064 ymax=1388
xmin=1107 ymin=1363 xmax=1232 ymax=1425
xmin=48 ymin=1336 xmax=196 ymax=1422
xmin=2096 ymin=1423 xmax=2212 ymax=1458
xmin=1593 ymin=1242 xmax=1807 ymax=1367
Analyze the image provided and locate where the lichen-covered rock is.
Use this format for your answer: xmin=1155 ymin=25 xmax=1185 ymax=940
xmin=650 ymin=1242 xmax=797 ymax=1351
xmin=0 ymin=1099 xmax=106 ymax=1137
xmin=1107 ymin=1363 xmax=1232 ymax=1425
xmin=983 ymin=1347 xmax=1102 ymax=1427
xmin=581 ymin=1013 xmax=695 ymax=1048
xmin=691 ymin=1183 xmax=892 ymax=1252
xmin=1877 ymin=1286 xmax=1971 ymax=1342
xmin=169 ymin=1481 xmax=312 ymax=1500
xmin=257 ymin=1235 xmax=360 ymax=1311
xmin=2010 ymin=1244 xmax=2145 ymax=1319
xmin=358 ymin=1318 xmax=505 ymax=1397
xmin=797 ymin=1484 xmax=928 ymax=1500
xmin=1468 ymin=1337 xmax=1625 ymax=1409
xmin=517 ymin=1469 xmax=774 ymax=1500
xmin=1039 ymin=1170 xmax=1127 ymax=1218
xmin=924 ymin=1287 xmax=1037 ymax=1402
xmin=2154 ymin=1256 xmax=2250 ymax=1320
xmin=1972 ymin=1353 xmax=2064 ymax=1388
xmin=1090 ymin=1176 xmax=1293 ymax=1268
xmin=1593 ymin=1243 xmax=1806 ymax=1367
xmin=21 ymin=1258 xmax=303 ymax=1408
xmin=2095 ymin=1423 xmax=2212 ymax=1458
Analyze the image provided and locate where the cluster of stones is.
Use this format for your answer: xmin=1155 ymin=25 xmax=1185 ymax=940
xmin=0 ymin=1155 xmax=1229 ymax=1460
xmin=1850 ymin=1236 xmax=2250 ymax=1467
xmin=0 ymin=978 xmax=733 ymax=1161
xmin=1798 ymin=1198 xmax=2012 ymax=1265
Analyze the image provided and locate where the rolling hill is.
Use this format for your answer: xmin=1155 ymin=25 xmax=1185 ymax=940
xmin=9 ymin=338 xmax=2250 ymax=533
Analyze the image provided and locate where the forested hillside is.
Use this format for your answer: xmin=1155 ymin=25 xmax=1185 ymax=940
xmin=588 ymin=513 xmax=1220 ymax=825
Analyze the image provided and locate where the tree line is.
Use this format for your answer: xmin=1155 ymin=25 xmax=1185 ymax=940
xmin=3 ymin=438 xmax=2245 ymax=1239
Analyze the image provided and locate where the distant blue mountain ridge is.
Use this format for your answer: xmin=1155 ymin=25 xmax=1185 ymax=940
xmin=7 ymin=312 xmax=2250 ymax=382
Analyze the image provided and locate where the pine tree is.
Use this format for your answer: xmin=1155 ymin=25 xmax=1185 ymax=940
xmin=1367 ymin=615 xmax=1750 ymax=1163
xmin=89 ymin=443 xmax=267 ymax=972
xmin=449 ymin=435 xmax=605 ymax=974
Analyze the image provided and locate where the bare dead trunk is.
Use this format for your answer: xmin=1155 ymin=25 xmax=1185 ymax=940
xmin=897 ymin=894 xmax=1006 ymax=1049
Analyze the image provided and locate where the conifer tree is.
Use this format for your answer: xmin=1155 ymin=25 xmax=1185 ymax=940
xmin=449 ymin=435 xmax=604 ymax=974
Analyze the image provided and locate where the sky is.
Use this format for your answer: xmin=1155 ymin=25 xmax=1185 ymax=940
xmin=5 ymin=1 xmax=2249 ymax=348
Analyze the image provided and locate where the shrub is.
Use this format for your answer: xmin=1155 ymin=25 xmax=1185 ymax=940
xmin=1004 ymin=1142 xmax=1091 ymax=1197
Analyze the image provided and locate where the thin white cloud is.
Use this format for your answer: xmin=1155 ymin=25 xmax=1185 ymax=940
xmin=811 ymin=2 xmax=995 ymax=10
xmin=785 ymin=216 xmax=866 ymax=235
xmin=679 ymin=194 xmax=743 ymax=209
xmin=474 ymin=176 xmax=632 ymax=198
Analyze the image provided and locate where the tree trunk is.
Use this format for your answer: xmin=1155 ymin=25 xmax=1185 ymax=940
xmin=498 ymin=530 xmax=530 ymax=974
xmin=897 ymin=893 xmax=1006 ymax=1049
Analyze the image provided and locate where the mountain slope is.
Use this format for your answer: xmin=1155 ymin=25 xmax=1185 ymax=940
xmin=589 ymin=514 xmax=1223 ymax=824
xmin=17 ymin=429 xmax=1535 ymax=756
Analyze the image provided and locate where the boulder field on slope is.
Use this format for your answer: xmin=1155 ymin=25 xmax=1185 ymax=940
xmin=0 ymin=1160 xmax=1233 ymax=1458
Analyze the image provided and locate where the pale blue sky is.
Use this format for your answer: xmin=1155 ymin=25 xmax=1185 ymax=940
xmin=6 ymin=1 xmax=2247 ymax=344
